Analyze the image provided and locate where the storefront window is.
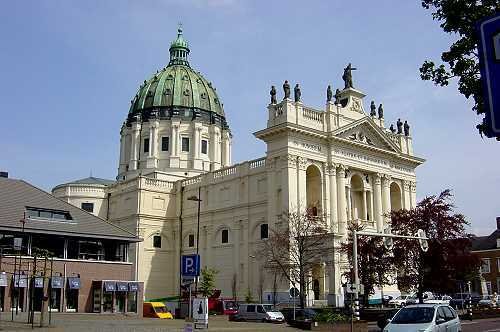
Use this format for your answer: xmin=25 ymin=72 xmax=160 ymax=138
xmin=31 ymin=235 xmax=64 ymax=258
xmin=66 ymin=277 xmax=80 ymax=312
xmin=103 ymin=292 xmax=113 ymax=313
xmin=78 ymin=240 xmax=104 ymax=260
xmin=127 ymin=292 xmax=137 ymax=313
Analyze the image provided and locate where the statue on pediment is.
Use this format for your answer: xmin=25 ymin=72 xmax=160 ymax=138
xmin=389 ymin=124 xmax=396 ymax=133
xmin=283 ymin=80 xmax=291 ymax=99
xmin=327 ymin=85 xmax=333 ymax=102
xmin=342 ymin=63 xmax=357 ymax=89
xmin=335 ymin=89 xmax=341 ymax=105
xmin=397 ymin=118 xmax=403 ymax=134
xmin=294 ymin=84 xmax=301 ymax=102
xmin=370 ymin=101 xmax=376 ymax=117
xmin=404 ymin=120 xmax=410 ymax=136
xmin=270 ymin=86 xmax=277 ymax=104
xmin=378 ymin=104 xmax=384 ymax=119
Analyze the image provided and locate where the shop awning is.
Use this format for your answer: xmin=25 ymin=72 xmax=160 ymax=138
xmin=34 ymin=277 xmax=44 ymax=288
xmin=103 ymin=281 xmax=116 ymax=292
xmin=68 ymin=277 xmax=80 ymax=290
xmin=116 ymin=282 xmax=128 ymax=292
xmin=0 ymin=273 xmax=7 ymax=287
xmin=128 ymin=282 xmax=139 ymax=292
xmin=14 ymin=274 xmax=27 ymax=288
xmin=51 ymin=276 xmax=63 ymax=289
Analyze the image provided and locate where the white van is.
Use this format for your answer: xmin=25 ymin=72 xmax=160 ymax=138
xmin=233 ymin=303 xmax=284 ymax=323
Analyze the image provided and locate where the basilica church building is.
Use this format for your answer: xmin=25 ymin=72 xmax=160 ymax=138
xmin=53 ymin=28 xmax=425 ymax=305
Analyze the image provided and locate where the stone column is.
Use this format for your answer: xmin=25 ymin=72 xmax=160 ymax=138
xmin=119 ymin=124 xmax=127 ymax=172
xmin=129 ymin=119 xmax=141 ymax=171
xmin=193 ymin=125 xmax=203 ymax=169
xmin=336 ymin=165 xmax=347 ymax=235
xmin=297 ymin=157 xmax=308 ymax=211
xmin=410 ymin=181 xmax=417 ymax=208
xmin=233 ymin=221 xmax=241 ymax=284
xmin=281 ymin=155 xmax=298 ymax=213
xmin=381 ymin=175 xmax=391 ymax=225
xmin=222 ymin=131 xmax=231 ymax=167
xmin=346 ymin=187 xmax=352 ymax=220
xmin=403 ymin=180 xmax=411 ymax=210
xmin=362 ymin=190 xmax=367 ymax=220
xmin=373 ymin=174 xmax=383 ymax=232
xmin=328 ymin=163 xmax=338 ymax=233
xmin=147 ymin=115 xmax=159 ymax=169
xmin=170 ymin=123 xmax=180 ymax=168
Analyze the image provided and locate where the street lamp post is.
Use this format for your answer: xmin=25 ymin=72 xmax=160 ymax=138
xmin=187 ymin=187 xmax=202 ymax=294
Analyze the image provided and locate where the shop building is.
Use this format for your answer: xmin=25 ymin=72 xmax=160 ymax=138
xmin=0 ymin=175 xmax=143 ymax=314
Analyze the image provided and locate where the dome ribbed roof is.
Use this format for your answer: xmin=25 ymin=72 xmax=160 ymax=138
xmin=128 ymin=27 xmax=224 ymax=116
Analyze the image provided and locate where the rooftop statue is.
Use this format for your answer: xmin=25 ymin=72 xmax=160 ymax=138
xmin=326 ymin=85 xmax=333 ymax=102
xmin=397 ymin=118 xmax=403 ymax=134
xmin=378 ymin=104 xmax=384 ymax=119
xmin=404 ymin=120 xmax=410 ymax=136
xmin=335 ymin=89 xmax=341 ymax=105
xmin=389 ymin=124 xmax=396 ymax=133
xmin=283 ymin=80 xmax=291 ymax=99
xmin=294 ymin=84 xmax=301 ymax=102
xmin=370 ymin=101 xmax=376 ymax=117
xmin=342 ymin=63 xmax=357 ymax=89
xmin=270 ymin=86 xmax=277 ymax=104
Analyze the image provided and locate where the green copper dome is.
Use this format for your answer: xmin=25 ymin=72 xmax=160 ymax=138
xmin=128 ymin=27 xmax=225 ymax=117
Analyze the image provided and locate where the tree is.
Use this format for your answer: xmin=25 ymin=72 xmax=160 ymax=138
xmin=258 ymin=268 xmax=265 ymax=303
xmin=419 ymin=0 xmax=500 ymax=137
xmin=198 ymin=267 xmax=218 ymax=298
xmin=244 ymin=288 xmax=254 ymax=303
xmin=261 ymin=208 xmax=330 ymax=308
xmin=341 ymin=222 xmax=395 ymax=306
xmin=390 ymin=190 xmax=481 ymax=302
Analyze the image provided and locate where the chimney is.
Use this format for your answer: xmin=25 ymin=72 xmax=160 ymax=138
xmin=497 ymin=217 xmax=500 ymax=230
xmin=0 ymin=172 xmax=8 ymax=178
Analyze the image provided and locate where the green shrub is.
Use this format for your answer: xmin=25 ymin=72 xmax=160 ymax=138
xmin=314 ymin=311 xmax=349 ymax=323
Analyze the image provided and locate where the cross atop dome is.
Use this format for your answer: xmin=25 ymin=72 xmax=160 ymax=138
xmin=169 ymin=24 xmax=190 ymax=66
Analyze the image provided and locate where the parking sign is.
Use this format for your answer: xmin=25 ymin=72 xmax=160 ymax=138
xmin=477 ymin=13 xmax=500 ymax=137
xmin=182 ymin=254 xmax=200 ymax=277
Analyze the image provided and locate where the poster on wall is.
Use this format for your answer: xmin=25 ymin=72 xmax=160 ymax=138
xmin=192 ymin=298 xmax=208 ymax=329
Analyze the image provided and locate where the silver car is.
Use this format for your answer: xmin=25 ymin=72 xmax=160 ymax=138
xmin=383 ymin=304 xmax=461 ymax=332
xmin=233 ymin=303 xmax=285 ymax=323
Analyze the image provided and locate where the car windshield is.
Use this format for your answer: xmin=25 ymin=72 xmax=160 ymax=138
xmin=263 ymin=305 xmax=279 ymax=312
xmin=224 ymin=301 xmax=237 ymax=309
xmin=396 ymin=296 xmax=407 ymax=300
xmin=392 ymin=307 xmax=435 ymax=324
xmin=155 ymin=306 xmax=168 ymax=313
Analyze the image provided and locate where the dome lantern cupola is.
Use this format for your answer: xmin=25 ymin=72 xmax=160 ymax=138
xmin=169 ymin=26 xmax=190 ymax=66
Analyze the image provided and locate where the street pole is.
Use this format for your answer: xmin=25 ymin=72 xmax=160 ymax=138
xmin=195 ymin=187 xmax=201 ymax=295
xmin=352 ymin=230 xmax=359 ymax=321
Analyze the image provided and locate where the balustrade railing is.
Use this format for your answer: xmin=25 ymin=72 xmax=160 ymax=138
xmin=302 ymin=107 xmax=324 ymax=122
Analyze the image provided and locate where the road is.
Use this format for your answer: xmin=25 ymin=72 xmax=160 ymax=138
xmin=368 ymin=317 xmax=500 ymax=332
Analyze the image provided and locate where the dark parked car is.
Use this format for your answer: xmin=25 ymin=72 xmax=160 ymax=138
xmin=280 ymin=308 xmax=318 ymax=323
xmin=449 ymin=292 xmax=481 ymax=309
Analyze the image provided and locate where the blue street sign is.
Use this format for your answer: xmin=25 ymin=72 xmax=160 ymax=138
xmin=477 ymin=13 xmax=500 ymax=137
xmin=182 ymin=254 xmax=200 ymax=277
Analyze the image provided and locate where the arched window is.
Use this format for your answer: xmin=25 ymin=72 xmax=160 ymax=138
xmin=306 ymin=165 xmax=322 ymax=214
xmin=260 ymin=224 xmax=268 ymax=239
xmin=390 ymin=182 xmax=402 ymax=211
xmin=221 ymin=229 xmax=229 ymax=244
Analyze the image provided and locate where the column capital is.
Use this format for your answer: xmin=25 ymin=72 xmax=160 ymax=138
xmin=297 ymin=157 xmax=308 ymax=171
xmin=336 ymin=164 xmax=347 ymax=177
xmin=381 ymin=174 xmax=392 ymax=186
xmin=281 ymin=154 xmax=298 ymax=169
xmin=326 ymin=162 xmax=337 ymax=176
xmin=403 ymin=180 xmax=411 ymax=191
xmin=374 ymin=173 xmax=382 ymax=185
xmin=410 ymin=181 xmax=417 ymax=193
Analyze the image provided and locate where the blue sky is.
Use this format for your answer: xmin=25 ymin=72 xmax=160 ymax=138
xmin=0 ymin=0 xmax=498 ymax=235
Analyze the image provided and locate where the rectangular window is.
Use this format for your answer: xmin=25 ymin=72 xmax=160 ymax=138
xmin=201 ymin=140 xmax=208 ymax=154
xmin=497 ymin=257 xmax=500 ymax=272
xmin=246 ymin=305 xmax=255 ymax=312
xmin=144 ymin=138 xmax=150 ymax=153
xmin=161 ymin=137 xmax=169 ymax=152
xmin=222 ymin=229 xmax=228 ymax=244
xmin=260 ymin=224 xmax=268 ymax=239
xmin=81 ymin=202 xmax=94 ymax=213
xmin=188 ymin=234 xmax=195 ymax=248
xmin=481 ymin=258 xmax=491 ymax=273
xmin=153 ymin=235 xmax=161 ymax=249
xmin=26 ymin=207 xmax=72 ymax=221
xmin=486 ymin=281 xmax=492 ymax=294
xmin=182 ymin=137 xmax=190 ymax=152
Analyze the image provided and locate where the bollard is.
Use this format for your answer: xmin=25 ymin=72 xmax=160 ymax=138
xmin=354 ymin=299 xmax=360 ymax=321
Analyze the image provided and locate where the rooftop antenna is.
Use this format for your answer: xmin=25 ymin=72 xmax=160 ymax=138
xmin=90 ymin=169 xmax=93 ymax=178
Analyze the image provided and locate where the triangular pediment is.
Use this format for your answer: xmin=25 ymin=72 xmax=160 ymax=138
xmin=332 ymin=117 xmax=400 ymax=153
